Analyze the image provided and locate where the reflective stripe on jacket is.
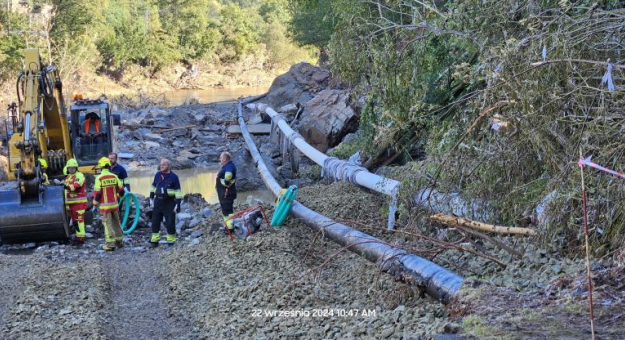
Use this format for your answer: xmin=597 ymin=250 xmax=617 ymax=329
xmin=65 ymin=172 xmax=87 ymax=205
xmin=216 ymin=161 xmax=236 ymax=188
xmin=149 ymin=171 xmax=182 ymax=201
xmin=93 ymin=169 xmax=123 ymax=213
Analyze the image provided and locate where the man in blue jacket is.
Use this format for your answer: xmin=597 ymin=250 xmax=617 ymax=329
xmin=216 ymin=152 xmax=237 ymax=232
xmin=108 ymin=152 xmax=130 ymax=191
xmin=149 ymin=158 xmax=182 ymax=247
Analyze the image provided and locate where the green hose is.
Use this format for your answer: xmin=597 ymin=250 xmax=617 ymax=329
xmin=271 ymin=185 xmax=297 ymax=227
xmin=120 ymin=192 xmax=141 ymax=234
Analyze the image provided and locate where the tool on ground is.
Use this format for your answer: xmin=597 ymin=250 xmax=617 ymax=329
xmin=225 ymin=206 xmax=270 ymax=240
xmin=271 ymin=185 xmax=297 ymax=227
xmin=0 ymin=48 xmax=121 ymax=244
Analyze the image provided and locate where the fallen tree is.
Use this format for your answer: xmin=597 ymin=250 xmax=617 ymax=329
xmin=430 ymin=213 xmax=537 ymax=236
xmin=239 ymin=98 xmax=463 ymax=304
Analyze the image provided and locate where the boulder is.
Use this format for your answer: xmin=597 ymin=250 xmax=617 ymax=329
xmin=265 ymin=63 xmax=330 ymax=108
xmin=297 ymin=89 xmax=359 ymax=152
xmin=279 ymin=103 xmax=299 ymax=115
xmin=131 ymin=131 xmax=144 ymax=141
xmin=143 ymin=133 xmax=163 ymax=142
xmin=202 ymin=208 xmax=213 ymax=219
xmin=180 ymin=150 xmax=200 ymax=160
xmin=245 ymin=196 xmax=265 ymax=206
xmin=143 ymin=141 xmax=160 ymax=149
xmin=188 ymin=217 xmax=202 ymax=228
xmin=194 ymin=114 xmax=207 ymax=124
xmin=177 ymin=213 xmax=193 ymax=221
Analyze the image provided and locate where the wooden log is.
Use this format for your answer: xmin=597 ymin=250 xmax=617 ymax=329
xmin=226 ymin=124 xmax=272 ymax=135
xmin=429 ymin=213 xmax=537 ymax=236
xmin=155 ymin=125 xmax=196 ymax=133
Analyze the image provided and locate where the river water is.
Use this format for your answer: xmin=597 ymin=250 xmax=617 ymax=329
xmin=162 ymin=85 xmax=268 ymax=106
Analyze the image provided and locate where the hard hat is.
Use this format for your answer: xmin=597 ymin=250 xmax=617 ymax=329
xmin=65 ymin=158 xmax=79 ymax=168
xmin=96 ymin=157 xmax=111 ymax=168
xmin=39 ymin=158 xmax=48 ymax=169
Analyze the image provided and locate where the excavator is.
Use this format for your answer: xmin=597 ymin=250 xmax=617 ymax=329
xmin=0 ymin=48 xmax=119 ymax=244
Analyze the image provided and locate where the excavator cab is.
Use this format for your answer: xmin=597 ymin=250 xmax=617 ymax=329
xmin=69 ymin=97 xmax=118 ymax=169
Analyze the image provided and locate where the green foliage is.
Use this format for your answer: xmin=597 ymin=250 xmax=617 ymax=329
xmin=318 ymin=0 xmax=625 ymax=251
xmin=158 ymin=0 xmax=217 ymax=60
xmin=288 ymin=0 xmax=336 ymax=48
xmin=0 ymin=0 xmax=308 ymax=80
xmin=0 ymin=11 xmax=27 ymax=79
xmin=217 ymin=4 xmax=262 ymax=61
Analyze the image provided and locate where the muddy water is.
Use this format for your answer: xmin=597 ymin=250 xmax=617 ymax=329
xmin=127 ymin=167 xmax=275 ymax=205
xmin=162 ymin=85 xmax=268 ymax=106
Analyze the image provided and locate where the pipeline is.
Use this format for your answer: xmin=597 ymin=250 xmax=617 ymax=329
xmin=238 ymin=99 xmax=463 ymax=304
xmin=246 ymin=103 xmax=401 ymax=229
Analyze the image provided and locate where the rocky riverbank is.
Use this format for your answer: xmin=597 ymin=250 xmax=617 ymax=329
xmin=1 ymin=61 xmax=624 ymax=339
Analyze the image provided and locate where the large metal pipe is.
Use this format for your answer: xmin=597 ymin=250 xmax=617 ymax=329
xmin=238 ymin=99 xmax=463 ymax=304
xmin=246 ymin=102 xmax=401 ymax=229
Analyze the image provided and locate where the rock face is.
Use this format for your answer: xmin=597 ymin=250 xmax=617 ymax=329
xmin=296 ymin=89 xmax=359 ymax=153
xmin=0 ymin=154 xmax=7 ymax=181
xmin=265 ymin=62 xmax=330 ymax=108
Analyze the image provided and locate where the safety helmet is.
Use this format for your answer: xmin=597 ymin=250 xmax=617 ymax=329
xmin=96 ymin=157 xmax=111 ymax=168
xmin=66 ymin=158 xmax=79 ymax=168
xmin=39 ymin=158 xmax=48 ymax=169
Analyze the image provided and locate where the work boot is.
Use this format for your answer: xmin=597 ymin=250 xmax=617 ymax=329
xmin=101 ymin=244 xmax=116 ymax=251
xmin=166 ymin=234 xmax=177 ymax=246
xmin=148 ymin=233 xmax=160 ymax=247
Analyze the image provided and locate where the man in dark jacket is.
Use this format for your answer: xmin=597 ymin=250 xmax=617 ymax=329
xmin=108 ymin=152 xmax=130 ymax=191
xmin=148 ymin=158 xmax=182 ymax=247
xmin=216 ymin=152 xmax=237 ymax=231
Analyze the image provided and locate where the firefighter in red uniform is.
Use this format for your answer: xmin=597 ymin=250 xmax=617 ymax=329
xmin=93 ymin=157 xmax=125 ymax=251
xmin=93 ymin=157 xmax=125 ymax=250
xmin=63 ymin=158 xmax=87 ymax=242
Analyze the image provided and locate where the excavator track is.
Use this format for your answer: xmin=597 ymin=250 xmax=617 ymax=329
xmin=0 ymin=185 xmax=68 ymax=244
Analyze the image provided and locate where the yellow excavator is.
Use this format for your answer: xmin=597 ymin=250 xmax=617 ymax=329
xmin=0 ymin=48 xmax=119 ymax=244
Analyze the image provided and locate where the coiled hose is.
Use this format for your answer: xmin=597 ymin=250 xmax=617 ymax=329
xmin=120 ymin=192 xmax=141 ymax=234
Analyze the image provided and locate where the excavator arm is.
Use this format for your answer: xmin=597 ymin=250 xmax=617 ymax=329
xmin=0 ymin=49 xmax=72 ymax=244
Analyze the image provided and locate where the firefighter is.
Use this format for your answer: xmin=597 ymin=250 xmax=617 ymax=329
xmin=38 ymin=158 xmax=50 ymax=185
xmin=148 ymin=158 xmax=182 ymax=247
xmin=108 ymin=152 xmax=130 ymax=191
xmin=63 ymin=158 xmax=87 ymax=243
xmin=216 ymin=152 xmax=237 ymax=232
xmin=93 ymin=157 xmax=125 ymax=251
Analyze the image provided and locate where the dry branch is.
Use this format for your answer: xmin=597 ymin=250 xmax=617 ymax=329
xmin=429 ymin=213 xmax=537 ymax=236
xmin=531 ymin=59 xmax=625 ymax=70
xmin=154 ymin=125 xmax=196 ymax=133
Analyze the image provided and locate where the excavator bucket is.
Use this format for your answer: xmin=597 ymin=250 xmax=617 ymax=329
xmin=0 ymin=186 xmax=69 ymax=244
